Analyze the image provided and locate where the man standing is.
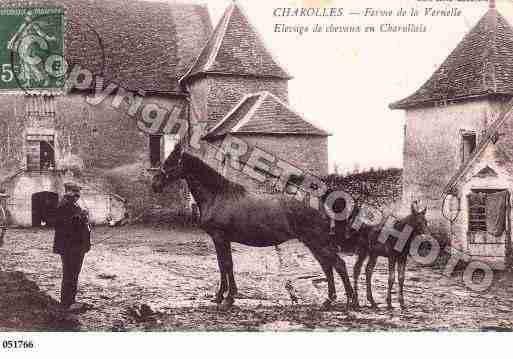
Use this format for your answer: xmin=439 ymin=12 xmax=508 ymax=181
xmin=53 ymin=183 xmax=91 ymax=311
xmin=0 ymin=190 xmax=8 ymax=247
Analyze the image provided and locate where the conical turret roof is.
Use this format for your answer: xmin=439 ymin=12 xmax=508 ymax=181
xmin=181 ymin=3 xmax=291 ymax=82
xmin=390 ymin=8 xmax=513 ymax=109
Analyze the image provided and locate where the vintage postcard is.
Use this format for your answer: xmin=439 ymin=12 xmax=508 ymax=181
xmin=0 ymin=0 xmax=512 ymax=355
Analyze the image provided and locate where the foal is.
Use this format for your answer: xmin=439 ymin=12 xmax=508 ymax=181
xmin=350 ymin=203 xmax=429 ymax=310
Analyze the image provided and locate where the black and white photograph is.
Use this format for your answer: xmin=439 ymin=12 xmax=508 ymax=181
xmin=0 ymin=0 xmax=512 ymax=356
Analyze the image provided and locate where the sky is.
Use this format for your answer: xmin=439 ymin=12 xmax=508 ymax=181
xmin=165 ymin=0 xmax=510 ymax=173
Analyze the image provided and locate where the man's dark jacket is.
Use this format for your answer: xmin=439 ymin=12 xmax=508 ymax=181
xmin=53 ymin=195 xmax=91 ymax=255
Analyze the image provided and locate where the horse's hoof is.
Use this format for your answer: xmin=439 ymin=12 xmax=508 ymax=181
xmin=321 ymin=299 xmax=334 ymax=310
xmin=217 ymin=298 xmax=234 ymax=311
xmin=345 ymin=300 xmax=357 ymax=311
xmin=211 ymin=296 xmax=223 ymax=304
xmin=368 ymin=302 xmax=378 ymax=310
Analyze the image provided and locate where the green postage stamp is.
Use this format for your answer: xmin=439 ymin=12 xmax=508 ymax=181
xmin=0 ymin=7 xmax=64 ymax=91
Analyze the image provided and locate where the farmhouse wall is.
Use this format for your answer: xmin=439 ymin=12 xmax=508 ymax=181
xmin=450 ymin=144 xmax=513 ymax=268
xmin=0 ymin=93 xmax=191 ymax=226
xmin=402 ymin=99 xmax=507 ymax=238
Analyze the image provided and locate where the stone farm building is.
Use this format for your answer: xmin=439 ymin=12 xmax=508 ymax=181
xmin=0 ymin=0 xmax=330 ymax=227
xmin=390 ymin=1 xmax=513 ymax=267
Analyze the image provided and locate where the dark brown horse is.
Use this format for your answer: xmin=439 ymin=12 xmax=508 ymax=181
xmin=152 ymin=141 xmax=356 ymax=310
xmin=349 ymin=203 xmax=429 ymax=310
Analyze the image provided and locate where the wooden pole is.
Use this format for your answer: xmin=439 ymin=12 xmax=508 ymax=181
xmin=505 ymin=192 xmax=512 ymax=268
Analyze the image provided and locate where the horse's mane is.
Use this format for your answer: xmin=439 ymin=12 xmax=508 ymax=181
xmin=183 ymin=152 xmax=247 ymax=198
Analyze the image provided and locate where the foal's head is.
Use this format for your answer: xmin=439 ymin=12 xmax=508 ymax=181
xmin=152 ymin=141 xmax=187 ymax=193
xmin=406 ymin=201 xmax=429 ymax=236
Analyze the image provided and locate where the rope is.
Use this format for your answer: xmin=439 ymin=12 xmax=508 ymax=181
xmin=0 ymin=206 xmax=7 ymax=246
xmin=441 ymin=193 xmax=461 ymax=245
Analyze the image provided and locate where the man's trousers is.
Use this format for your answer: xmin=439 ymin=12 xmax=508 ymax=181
xmin=60 ymin=250 xmax=85 ymax=307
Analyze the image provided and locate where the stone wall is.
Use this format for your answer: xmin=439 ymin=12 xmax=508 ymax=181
xmin=187 ymin=74 xmax=288 ymax=127
xmin=206 ymin=134 xmax=328 ymax=192
xmin=241 ymin=134 xmax=328 ymax=177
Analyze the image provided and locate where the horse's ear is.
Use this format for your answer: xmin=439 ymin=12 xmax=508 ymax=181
xmin=411 ymin=201 xmax=418 ymax=215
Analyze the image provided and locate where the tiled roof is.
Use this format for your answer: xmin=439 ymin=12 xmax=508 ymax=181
xmin=204 ymin=91 xmax=330 ymax=139
xmin=181 ymin=3 xmax=291 ymax=82
xmin=1 ymin=0 xmax=212 ymax=93
xmin=390 ymin=9 xmax=513 ymax=109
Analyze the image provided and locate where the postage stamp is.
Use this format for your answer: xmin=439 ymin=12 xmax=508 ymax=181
xmin=0 ymin=7 xmax=64 ymax=91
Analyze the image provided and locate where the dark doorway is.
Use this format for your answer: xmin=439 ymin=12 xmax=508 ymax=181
xmin=40 ymin=141 xmax=55 ymax=170
xmin=32 ymin=192 xmax=59 ymax=227
xmin=149 ymin=135 xmax=162 ymax=168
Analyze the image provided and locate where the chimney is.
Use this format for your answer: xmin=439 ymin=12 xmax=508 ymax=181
xmin=490 ymin=0 xmax=496 ymax=9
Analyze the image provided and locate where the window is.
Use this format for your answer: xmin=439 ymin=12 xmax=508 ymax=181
xmin=25 ymin=134 xmax=55 ymax=171
xmin=467 ymin=189 xmax=509 ymax=244
xmin=468 ymin=192 xmax=487 ymax=233
xmin=461 ymin=131 xmax=476 ymax=164
xmin=40 ymin=141 xmax=55 ymax=170
xmin=149 ymin=135 xmax=162 ymax=168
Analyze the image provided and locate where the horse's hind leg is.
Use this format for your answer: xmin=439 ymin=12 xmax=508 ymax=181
xmin=305 ymin=241 xmax=356 ymax=310
xmin=332 ymin=255 xmax=357 ymax=309
xmin=305 ymin=245 xmax=336 ymax=308
xmin=386 ymin=257 xmax=397 ymax=310
xmin=365 ymin=255 xmax=378 ymax=309
xmin=397 ymin=257 xmax=407 ymax=310
xmin=353 ymin=252 xmax=366 ymax=308
xmin=318 ymin=262 xmax=337 ymax=309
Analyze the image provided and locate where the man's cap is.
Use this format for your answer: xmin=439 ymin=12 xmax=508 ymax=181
xmin=64 ymin=182 xmax=82 ymax=192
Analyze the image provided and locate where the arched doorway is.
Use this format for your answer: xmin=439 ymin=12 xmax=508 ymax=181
xmin=31 ymin=192 xmax=59 ymax=227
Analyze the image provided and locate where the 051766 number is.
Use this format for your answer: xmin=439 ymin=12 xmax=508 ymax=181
xmin=2 ymin=340 xmax=34 ymax=349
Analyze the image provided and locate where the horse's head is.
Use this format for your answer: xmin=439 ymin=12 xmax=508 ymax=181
xmin=408 ymin=201 xmax=429 ymax=236
xmin=152 ymin=141 xmax=187 ymax=193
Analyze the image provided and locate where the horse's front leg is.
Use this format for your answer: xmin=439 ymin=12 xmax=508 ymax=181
xmin=225 ymin=242 xmax=238 ymax=304
xmin=387 ymin=257 xmax=397 ymax=310
xmin=213 ymin=238 xmax=237 ymax=310
xmin=353 ymin=252 xmax=366 ymax=309
xmin=213 ymin=239 xmax=229 ymax=305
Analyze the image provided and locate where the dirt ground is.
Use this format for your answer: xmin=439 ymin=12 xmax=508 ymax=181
xmin=1 ymin=225 xmax=513 ymax=331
